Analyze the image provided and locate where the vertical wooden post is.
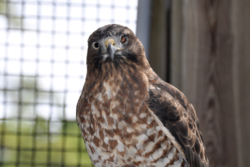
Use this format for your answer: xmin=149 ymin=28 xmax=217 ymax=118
xmin=148 ymin=0 xmax=169 ymax=81
xmin=175 ymin=0 xmax=250 ymax=167
xmin=231 ymin=0 xmax=250 ymax=166
xmin=171 ymin=0 xmax=183 ymax=90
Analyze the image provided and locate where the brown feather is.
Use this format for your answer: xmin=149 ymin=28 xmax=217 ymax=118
xmin=147 ymin=78 xmax=209 ymax=167
xmin=76 ymin=24 xmax=209 ymax=167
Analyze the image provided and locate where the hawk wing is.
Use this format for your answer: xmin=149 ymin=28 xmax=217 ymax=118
xmin=146 ymin=80 xmax=209 ymax=167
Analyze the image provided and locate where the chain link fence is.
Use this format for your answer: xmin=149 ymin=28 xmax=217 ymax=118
xmin=0 ymin=0 xmax=138 ymax=166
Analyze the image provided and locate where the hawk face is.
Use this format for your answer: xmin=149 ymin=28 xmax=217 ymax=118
xmin=86 ymin=24 xmax=149 ymax=73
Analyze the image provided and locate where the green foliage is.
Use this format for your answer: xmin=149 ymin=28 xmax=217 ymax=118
xmin=0 ymin=0 xmax=5 ymax=13
xmin=0 ymin=118 xmax=93 ymax=167
xmin=0 ymin=78 xmax=92 ymax=166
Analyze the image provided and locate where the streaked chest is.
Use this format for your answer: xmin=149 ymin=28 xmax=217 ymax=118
xmin=77 ymin=78 xmax=187 ymax=167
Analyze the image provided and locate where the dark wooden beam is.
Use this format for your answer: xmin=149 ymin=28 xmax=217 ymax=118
xmin=148 ymin=0 xmax=170 ymax=82
xmin=176 ymin=0 xmax=250 ymax=166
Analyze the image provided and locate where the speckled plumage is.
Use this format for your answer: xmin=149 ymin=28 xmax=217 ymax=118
xmin=76 ymin=24 xmax=209 ymax=167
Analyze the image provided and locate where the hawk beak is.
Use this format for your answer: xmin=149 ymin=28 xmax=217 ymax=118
xmin=105 ymin=39 xmax=117 ymax=61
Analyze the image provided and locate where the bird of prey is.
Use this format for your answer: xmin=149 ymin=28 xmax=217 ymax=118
xmin=76 ymin=24 xmax=209 ymax=167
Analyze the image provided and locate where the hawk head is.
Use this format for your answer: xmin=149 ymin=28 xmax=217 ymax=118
xmin=86 ymin=24 xmax=150 ymax=73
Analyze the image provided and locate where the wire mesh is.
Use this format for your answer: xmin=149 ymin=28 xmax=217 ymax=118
xmin=0 ymin=0 xmax=138 ymax=166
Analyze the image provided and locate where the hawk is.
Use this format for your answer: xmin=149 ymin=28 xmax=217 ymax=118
xmin=76 ymin=24 xmax=209 ymax=167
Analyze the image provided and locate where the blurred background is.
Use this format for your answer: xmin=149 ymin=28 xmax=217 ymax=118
xmin=0 ymin=0 xmax=249 ymax=167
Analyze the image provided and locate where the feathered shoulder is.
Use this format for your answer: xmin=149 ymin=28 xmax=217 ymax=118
xmin=147 ymin=77 xmax=209 ymax=167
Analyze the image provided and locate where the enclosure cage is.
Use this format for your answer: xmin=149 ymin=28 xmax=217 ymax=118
xmin=0 ymin=0 xmax=138 ymax=166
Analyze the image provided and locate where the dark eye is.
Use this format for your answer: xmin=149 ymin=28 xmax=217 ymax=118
xmin=92 ymin=42 xmax=100 ymax=50
xmin=121 ymin=35 xmax=127 ymax=43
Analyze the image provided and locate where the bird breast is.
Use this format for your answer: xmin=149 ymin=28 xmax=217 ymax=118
xmin=77 ymin=76 xmax=187 ymax=167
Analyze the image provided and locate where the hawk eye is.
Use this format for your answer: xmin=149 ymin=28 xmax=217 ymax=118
xmin=121 ymin=35 xmax=127 ymax=43
xmin=92 ymin=42 xmax=100 ymax=50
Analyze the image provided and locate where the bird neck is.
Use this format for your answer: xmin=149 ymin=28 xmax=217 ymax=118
xmin=84 ymin=66 xmax=157 ymax=100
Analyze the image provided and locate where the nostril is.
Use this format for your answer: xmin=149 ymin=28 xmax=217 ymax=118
xmin=105 ymin=39 xmax=116 ymax=49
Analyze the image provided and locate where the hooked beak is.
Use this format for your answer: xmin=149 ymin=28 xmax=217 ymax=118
xmin=107 ymin=43 xmax=117 ymax=61
xmin=105 ymin=38 xmax=117 ymax=61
